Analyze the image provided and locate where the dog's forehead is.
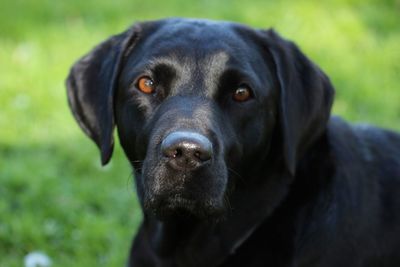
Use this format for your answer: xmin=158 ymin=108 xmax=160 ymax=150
xmin=155 ymin=18 xmax=240 ymax=42
xmin=140 ymin=19 xmax=250 ymax=63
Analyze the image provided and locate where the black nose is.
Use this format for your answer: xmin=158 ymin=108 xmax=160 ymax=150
xmin=161 ymin=131 xmax=213 ymax=170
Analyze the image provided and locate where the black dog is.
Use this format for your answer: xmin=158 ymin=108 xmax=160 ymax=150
xmin=66 ymin=18 xmax=400 ymax=266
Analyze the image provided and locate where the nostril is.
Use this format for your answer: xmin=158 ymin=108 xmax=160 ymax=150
xmin=162 ymin=147 xmax=182 ymax=159
xmin=175 ymin=149 xmax=182 ymax=158
xmin=194 ymin=148 xmax=212 ymax=162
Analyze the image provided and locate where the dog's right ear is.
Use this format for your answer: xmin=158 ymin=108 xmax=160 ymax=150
xmin=66 ymin=26 xmax=139 ymax=165
xmin=260 ymin=29 xmax=335 ymax=175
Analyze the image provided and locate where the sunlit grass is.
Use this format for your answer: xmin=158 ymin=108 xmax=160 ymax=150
xmin=1 ymin=0 xmax=399 ymax=266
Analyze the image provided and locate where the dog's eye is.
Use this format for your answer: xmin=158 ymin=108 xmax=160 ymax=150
xmin=137 ymin=76 xmax=155 ymax=94
xmin=233 ymin=85 xmax=252 ymax=102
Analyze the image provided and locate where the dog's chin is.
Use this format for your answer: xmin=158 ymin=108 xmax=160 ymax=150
xmin=145 ymin=195 xmax=225 ymax=222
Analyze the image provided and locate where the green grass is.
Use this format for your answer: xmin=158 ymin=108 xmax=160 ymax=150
xmin=1 ymin=0 xmax=399 ymax=266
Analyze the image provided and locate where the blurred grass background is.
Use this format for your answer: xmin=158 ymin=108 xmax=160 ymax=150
xmin=0 ymin=0 xmax=399 ymax=266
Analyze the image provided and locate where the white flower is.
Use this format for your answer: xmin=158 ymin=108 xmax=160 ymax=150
xmin=24 ymin=251 xmax=52 ymax=267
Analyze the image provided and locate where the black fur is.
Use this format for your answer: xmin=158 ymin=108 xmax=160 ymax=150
xmin=66 ymin=18 xmax=400 ymax=266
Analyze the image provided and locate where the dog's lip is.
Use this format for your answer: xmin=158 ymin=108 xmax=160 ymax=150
xmin=145 ymin=192 xmax=225 ymax=219
xmin=145 ymin=193 xmax=197 ymax=218
xmin=153 ymin=193 xmax=197 ymax=209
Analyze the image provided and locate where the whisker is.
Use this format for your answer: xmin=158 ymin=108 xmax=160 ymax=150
xmin=125 ymin=172 xmax=134 ymax=189
xmin=228 ymin=167 xmax=246 ymax=185
xmin=223 ymin=194 xmax=232 ymax=212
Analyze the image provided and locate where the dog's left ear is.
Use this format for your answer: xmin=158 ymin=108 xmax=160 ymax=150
xmin=262 ymin=29 xmax=335 ymax=175
xmin=66 ymin=26 xmax=139 ymax=165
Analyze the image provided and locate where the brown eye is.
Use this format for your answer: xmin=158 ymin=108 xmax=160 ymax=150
xmin=137 ymin=76 xmax=155 ymax=94
xmin=233 ymin=85 xmax=252 ymax=102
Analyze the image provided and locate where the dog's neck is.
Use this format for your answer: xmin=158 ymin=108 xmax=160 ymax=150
xmin=150 ymin=216 xmax=199 ymax=257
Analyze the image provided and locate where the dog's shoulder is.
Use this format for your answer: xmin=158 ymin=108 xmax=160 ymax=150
xmin=293 ymin=117 xmax=400 ymax=264
xmin=324 ymin=116 xmax=400 ymax=225
xmin=327 ymin=116 xmax=400 ymax=170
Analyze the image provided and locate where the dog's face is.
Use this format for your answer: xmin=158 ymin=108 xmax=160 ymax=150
xmin=67 ymin=18 xmax=334 ymax=220
xmin=115 ymin=19 xmax=278 ymax=218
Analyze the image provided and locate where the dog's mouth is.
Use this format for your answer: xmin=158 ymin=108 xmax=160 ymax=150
xmin=145 ymin=192 xmax=226 ymax=221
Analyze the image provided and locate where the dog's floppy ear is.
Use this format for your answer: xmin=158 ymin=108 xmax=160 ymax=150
xmin=66 ymin=26 xmax=139 ymax=165
xmin=263 ymin=29 xmax=335 ymax=175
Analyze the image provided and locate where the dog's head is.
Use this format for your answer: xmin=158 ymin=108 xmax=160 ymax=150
xmin=67 ymin=18 xmax=334 ymax=220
